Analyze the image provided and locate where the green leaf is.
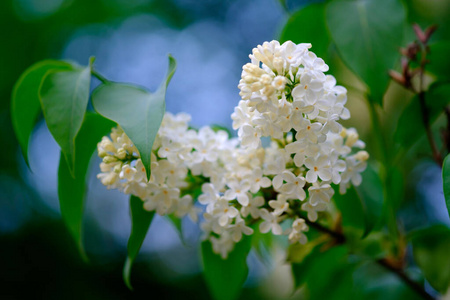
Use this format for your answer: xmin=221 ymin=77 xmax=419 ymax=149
xmin=40 ymin=59 xmax=93 ymax=175
xmin=394 ymin=82 xmax=450 ymax=150
xmin=355 ymin=165 xmax=384 ymax=237
xmin=292 ymin=245 xmax=355 ymax=299
xmin=428 ymin=41 xmax=450 ymax=81
xmin=411 ymin=225 xmax=450 ymax=293
xmin=166 ymin=214 xmax=185 ymax=245
xmin=306 ymin=246 xmax=355 ymax=300
xmin=333 ymin=165 xmax=383 ymax=237
xmin=58 ymin=112 xmax=115 ymax=260
xmin=280 ymin=3 xmax=330 ymax=60
xmin=326 ymin=0 xmax=406 ymax=105
xmin=124 ymin=195 xmax=155 ymax=290
xmin=352 ymin=261 xmax=423 ymax=300
xmin=201 ymin=236 xmax=252 ymax=300
xmin=443 ymin=154 xmax=450 ymax=218
xmin=11 ymin=60 xmax=73 ymax=166
xmin=333 ymin=185 xmax=365 ymax=236
xmin=92 ymin=55 xmax=176 ymax=181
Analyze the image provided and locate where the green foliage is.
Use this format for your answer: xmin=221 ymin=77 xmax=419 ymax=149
xmin=326 ymin=0 xmax=406 ymax=105
xmin=11 ymin=60 xmax=73 ymax=166
xmin=40 ymin=58 xmax=94 ymax=176
xmin=410 ymin=225 xmax=450 ymax=294
xmin=123 ymin=195 xmax=155 ymax=290
xmin=92 ymin=55 xmax=176 ymax=181
xmin=395 ymin=82 xmax=450 ymax=150
xmin=352 ymin=261 xmax=422 ymax=300
xmin=58 ymin=113 xmax=115 ymax=260
xmin=280 ymin=3 xmax=330 ymax=60
xmin=333 ymin=186 xmax=365 ymax=235
xmin=201 ymin=236 xmax=252 ymax=300
xmin=444 ymin=154 xmax=450 ymax=217
xmin=334 ymin=165 xmax=383 ymax=237
xmin=428 ymin=41 xmax=450 ymax=81
xmin=292 ymin=245 xmax=355 ymax=299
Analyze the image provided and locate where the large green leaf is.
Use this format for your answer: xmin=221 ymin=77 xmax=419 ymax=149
xmin=58 ymin=113 xmax=115 ymax=260
xmin=123 ymin=195 xmax=155 ymax=290
xmin=291 ymin=242 xmax=326 ymax=288
xmin=40 ymin=59 xmax=93 ymax=176
xmin=411 ymin=225 xmax=450 ymax=294
xmin=326 ymin=0 xmax=406 ymax=105
xmin=201 ymin=236 xmax=252 ymax=300
xmin=334 ymin=166 xmax=383 ymax=237
xmin=352 ymin=261 xmax=422 ymax=300
xmin=443 ymin=154 xmax=450 ymax=218
xmin=292 ymin=245 xmax=355 ymax=299
xmin=333 ymin=186 xmax=365 ymax=236
xmin=280 ymin=3 xmax=330 ymax=60
xmin=394 ymin=82 xmax=450 ymax=150
xmin=11 ymin=60 xmax=73 ymax=166
xmin=428 ymin=41 xmax=450 ymax=81
xmin=92 ymin=56 xmax=176 ymax=181
xmin=306 ymin=246 xmax=355 ymax=300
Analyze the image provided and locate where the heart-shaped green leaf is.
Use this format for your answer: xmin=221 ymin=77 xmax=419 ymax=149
xmin=58 ymin=112 xmax=115 ymax=260
xmin=123 ymin=195 xmax=155 ymax=290
xmin=92 ymin=55 xmax=176 ymax=181
xmin=11 ymin=60 xmax=73 ymax=166
xmin=40 ymin=58 xmax=93 ymax=176
xmin=326 ymin=0 xmax=406 ymax=105
xmin=201 ymin=236 xmax=252 ymax=300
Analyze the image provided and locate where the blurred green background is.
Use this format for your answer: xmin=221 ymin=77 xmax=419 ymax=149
xmin=1 ymin=0 xmax=450 ymax=299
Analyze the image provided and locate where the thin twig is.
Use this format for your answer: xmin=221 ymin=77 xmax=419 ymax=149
xmin=417 ymin=43 xmax=443 ymax=166
xmin=305 ymin=221 xmax=435 ymax=300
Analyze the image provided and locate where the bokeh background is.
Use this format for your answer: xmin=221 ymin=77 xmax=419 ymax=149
xmin=1 ymin=0 xmax=450 ymax=299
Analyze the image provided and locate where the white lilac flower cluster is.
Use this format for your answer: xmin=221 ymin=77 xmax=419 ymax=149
xmin=96 ymin=40 xmax=368 ymax=259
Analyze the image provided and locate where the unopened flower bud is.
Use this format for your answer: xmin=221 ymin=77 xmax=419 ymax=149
xmin=98 ymin=149 xmax=108 ymax=158
xmin=114 ymin=163 xmax=123 ymax=173
xmin=345 ymin=131 xmax=359 ymax=147
xmin=355 ymin=150 xmax=369 ymax=161
xmin=116 ymin=148 xmax=127 ymax=160
xmin=103 ymin=155 xmax=118 ymax=164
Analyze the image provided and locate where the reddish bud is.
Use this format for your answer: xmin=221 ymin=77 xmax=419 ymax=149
xmin=389 ymin=70 xmax=406 ymax=86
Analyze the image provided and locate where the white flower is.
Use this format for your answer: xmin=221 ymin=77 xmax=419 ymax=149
xmin=211 ymin=232 xmax=234 ymax=259
xmin=279 ymin=170 xmax=306 ymax=201
xmin=244 ymin=168 xmax=271 ymax=193
xmin=269 ymin=194 xmax=289 ymax=216
xmin=295 ymin=119 xmax=325 ymax=144
xmin=229 ymin=216 xmax=254 ymax=242
xmin=238 ymin=124 xmax=262 ymax=149
xmin=224 ymin=180 xmax=251 ymax=206
xmin=241 ymin=196 xmax=265 ymax=218
xmin=259 ymin=208 xmax=283 ymax=235
xmin=308 ymin=183 xmax=334 ymax=206
xmin=212 ymin=199 xmax=240 ymax=227
xmin=287 ymin=218 xmax=309 ymax=244
xmin=198 ymin=183 xmax=220 ymax=213
xmin=305 ymin=155 xmax=332 ymax=183
xmin=302 ymin=201 xmax=327 ymax=222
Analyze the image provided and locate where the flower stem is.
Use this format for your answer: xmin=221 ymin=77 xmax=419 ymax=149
xmin=91 ymin=70 xmax=108 ymax=84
